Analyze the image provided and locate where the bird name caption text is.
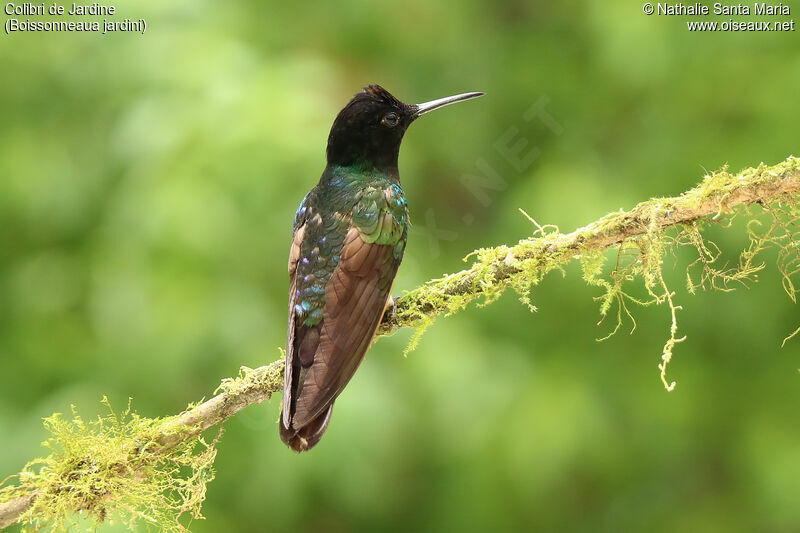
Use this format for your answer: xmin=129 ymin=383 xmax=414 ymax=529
xmin=642 ymin=2 xmax=796 ymax=31
xmin=4 ymin=2 xmax=146 ymax=35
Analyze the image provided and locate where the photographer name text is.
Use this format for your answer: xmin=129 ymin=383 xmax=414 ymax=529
xmin=656 ymin=2 xmax=790 ymax=15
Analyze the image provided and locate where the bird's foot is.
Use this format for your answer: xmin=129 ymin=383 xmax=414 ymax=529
xmin=383 ymin=295 xmax=398 ymax=325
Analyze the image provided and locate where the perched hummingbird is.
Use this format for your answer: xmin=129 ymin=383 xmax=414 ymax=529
xmin=280 ymin=84 xmax=483 ymax=452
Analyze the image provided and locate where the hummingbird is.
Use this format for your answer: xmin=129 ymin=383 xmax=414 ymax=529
xmin=280 ymin=84 xmax=483 ymax=452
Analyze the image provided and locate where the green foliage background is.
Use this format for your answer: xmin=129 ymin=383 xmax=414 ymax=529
xmin=1 ymin=1 xmax=799 ymax=531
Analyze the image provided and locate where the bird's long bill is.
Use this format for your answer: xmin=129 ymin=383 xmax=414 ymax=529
xmin=412 ymin=91 xmax=484 ymax=117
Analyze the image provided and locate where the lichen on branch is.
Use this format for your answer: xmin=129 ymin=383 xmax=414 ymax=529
xmin=381 ymin=156 xmax=800 ymax=376
xmin=2 ymin=157 xmax=800 ymax=531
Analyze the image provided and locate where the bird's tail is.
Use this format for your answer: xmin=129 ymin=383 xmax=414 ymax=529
xmin=279 ymin=403 xmax=334 ymax=452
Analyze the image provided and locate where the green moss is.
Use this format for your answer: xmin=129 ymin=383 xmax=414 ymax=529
xmin=0 ymin=398 xmax=217 ymax=532
xmin=215 ymin=359 xmax=285 ymax=398
xmin=393 ymin=157 xmax=800 ymax=391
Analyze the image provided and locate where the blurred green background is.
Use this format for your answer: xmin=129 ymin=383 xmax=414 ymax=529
xmin=1 ymin=1 xmax=799 ymax=531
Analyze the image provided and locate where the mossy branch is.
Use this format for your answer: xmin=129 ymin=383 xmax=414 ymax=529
xmin=2 ymin=157 xmax=800 ymax=531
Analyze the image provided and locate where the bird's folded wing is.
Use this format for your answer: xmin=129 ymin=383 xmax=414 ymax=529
xmin=290 ymin=226 xmax=398 ymax=427
xmin=282 ymin=221 xmax=306 ymax=426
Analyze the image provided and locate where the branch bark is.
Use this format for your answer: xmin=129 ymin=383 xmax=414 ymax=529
xmin=1 ymin=157 xmax=798 ymax=530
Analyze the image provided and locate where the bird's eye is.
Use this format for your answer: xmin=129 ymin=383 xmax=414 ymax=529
xmin=381 ymin=112 xmax=400 ymax=127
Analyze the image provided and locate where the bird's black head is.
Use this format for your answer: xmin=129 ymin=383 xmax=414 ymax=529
xmin=326 ymin=84 xmax=483 ymax=170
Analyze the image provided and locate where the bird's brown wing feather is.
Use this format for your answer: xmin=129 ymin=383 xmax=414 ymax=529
xmin=290 ymin=226 xmax=398 ymax=427
xmin=282 ymin=222 xmax=305 ymax=426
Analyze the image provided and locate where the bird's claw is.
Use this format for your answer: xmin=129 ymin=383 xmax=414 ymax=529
xmin=384 ymin=295 xmax=398 ymax=325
